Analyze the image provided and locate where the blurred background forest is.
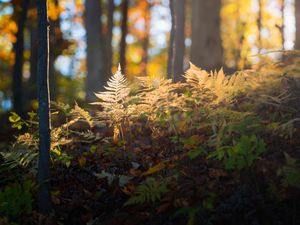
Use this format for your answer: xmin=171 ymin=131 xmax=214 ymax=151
xmin=3 ymin=1 xmax=300 ymax=223
xmin=0 ymin=0 xmax=299 ymax=114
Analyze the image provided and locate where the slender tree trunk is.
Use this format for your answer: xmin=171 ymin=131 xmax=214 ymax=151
xmin=167 ymin=0 xmax=175 ymax=79
xmin=295 ymin=0 xmax=300 ymax=49
xmin=190 ymin=0 xmax=223 ymax=71
xmin=12 ymin=0 xmax=30 ymax=115
xmin=29 ymin=19 xmax=38 ymax=103
xmin=257 ymin=0 xmax=262 ymax=53
xmin=37 ymin=0 xmax=52 ymax=215
xmin=280 ymin=0 xmax=285 ymax=50
xmin=120 ymin=0 xmax=129 ymax=73
xmin=84 ymin=0 xmax=105 ymax=101
xmin=172 ymin=0 xmax=185 ymax=82
xmin=49 ymin=0 xmax=62 ymax=101
xmin=141 ymin=1 xmax=151 ymax=75
xmin=106 ymin=0 xmax=115 ymax=75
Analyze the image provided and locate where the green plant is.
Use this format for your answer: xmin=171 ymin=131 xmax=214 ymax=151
xmin=208 ymin=135 xmax=266 ymax=170
xmin=94 ymin=170 xmax=132 ymax=187
xmin=0 ymin=181 xmax=33 ymax=219
xmin=50 ymin=147 xmax=73 ymax=168
xmin=0 ymin=144 xmax=38 ymax=172
xmin=279 ymin=152 xmax=300 ymax=188
xmin=9 ymin=111 xmax=38 ymax=130
xmin=124 ymin=177 xmax=168 ymax=206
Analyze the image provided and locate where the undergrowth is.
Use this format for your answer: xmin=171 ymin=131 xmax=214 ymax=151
xmin=1 ymin=60 xmax=300 ymax=225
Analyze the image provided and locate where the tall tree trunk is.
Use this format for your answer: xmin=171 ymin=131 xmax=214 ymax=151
xmin=172 ymin=0 xmax=185 ymax=82
xmin=28 ymin=18 xmax=38 ymax=103
xmin=295 ymin=0 xmax=300 ymax=49
xmin=37 ymin=0 xmax=52 ymax=215
xmin=167 ymin=0 xmax=175 ymax=79
xmin=106 ymin=0 xmax=115 ymax=75
xmin=190 ymin=0 xmax=223 ymax=71
xmin=280 ymin=0 xmax=285 ymax=51
xmin=120 ymin=0 xmax=129 ymax=73
xmin=257 ymin=0 xmax=262 ymax=53
xmin=141 ymin=1 xmax=151 ymax=75
xmin=12 ymin=0 xmax=30 ymax=115
xmin=84 ymin=0 xmax=105 ymax=101
xmin=49 ymin=0 xmax=62 ymax=101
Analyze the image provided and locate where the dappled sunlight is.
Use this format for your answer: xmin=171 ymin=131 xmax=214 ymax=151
xmin=1 ymin=0 xmax=300 ymax=224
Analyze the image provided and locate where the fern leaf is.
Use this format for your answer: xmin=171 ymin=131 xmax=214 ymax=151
xmin=124 ymin=178 xmax=168 ymax=206
xmin=92 ymin=65 xmax=130 ymax=107
xmin=71 ymin=103 xmax=93 ymax=127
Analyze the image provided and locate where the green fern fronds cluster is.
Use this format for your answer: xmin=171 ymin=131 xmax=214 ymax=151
xmin=124 ymin=177 xmax=168 ymax=206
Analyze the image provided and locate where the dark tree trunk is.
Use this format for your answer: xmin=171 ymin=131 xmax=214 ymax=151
xmin=141 ymin=1 xmax=151 ymax=75
xmin=106 ymin=0 xmax=115 ymax=75
xmin=37 ymin=0 xmax=52 ymax=215
xmin=12 ymin=0 xmax=30 ymax=115
xmin=167 ymin=0 xmax=175 ymax=79
xmin=280 ymin=0 xmax=285 ymax=51
xmin=172 ymin=0 xmax=185 ymax=82
xmin=49 ymin=0 xmax=62 ymax=101
xmin=84 ymin=0 xmax=105 ymax=101
xmin=29 ymin=18 xmax=38 ymax=103
xmin=120 ymin=0 xmax=129 ymax=73
xmin=295 ymin=0 xmax=300 ymax=49
xmin=190 ymin=0 xmax=223 ymax=71
xmin=257 ymin=0 xmax=262 ymax=53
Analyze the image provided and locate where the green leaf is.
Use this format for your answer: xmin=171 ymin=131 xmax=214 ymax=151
xmin=187 ymin=147 xmax=207 ymax=160
xmin=9 ymin=112 xmax=21 ymax=123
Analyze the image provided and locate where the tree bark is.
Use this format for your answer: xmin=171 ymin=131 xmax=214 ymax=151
xmin=28 ymin=16 xmax=38 ymax=103
xmin=106 ymin=0 xmax=115 ymax=75
xmin=37 ymin=0 xmax=52 ymax=215
xmin=12 ymin=0 xmax=30 ymax=115
xmin=172 ymin=0 xmax=185 ymax=82
xmin=120 ymin=0 xmax=129 ymax=74
xmin=190 ymin=0 xmax=223 ymax=71
xmin=296 ymin=0 xmax=300 ymax=49
xmin=49 ymin=0 xmax=62 ymax=101
xmin=280 ymin=0 xmax=285 ymax=51
xmin=167 ymin=0 xmax=175 ymax=79
xmin=84 ymin=0 xmax=105 ymax=101
xmin=257 ymin=0 xmax=262 ymax=53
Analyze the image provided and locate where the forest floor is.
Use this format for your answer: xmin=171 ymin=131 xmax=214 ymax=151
xmin=1 ymin=59 xmax=300 ymax=225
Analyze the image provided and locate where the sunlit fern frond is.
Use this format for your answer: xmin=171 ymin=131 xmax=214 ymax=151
xmin=70 ymin=103 xmax=94 ymax=127
xmin=1 ymin=145 xmax=38 ymax=171
xmin=92 ymin=64 xmax=130 ymax=110
xmin=183 ymin=62 xmax=210 ymax=87
xmin=136 ymin=78 xmax=181 ymax=116
xmin=184 ymin=62 xmax=250 ymax=102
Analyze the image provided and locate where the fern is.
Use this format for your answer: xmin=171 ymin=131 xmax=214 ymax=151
xmin=70 ymin=103 xmax=94 ymax=127
xmin=91 ymin=65 xmax=132 ymax=142
xmin=124 ymin=177 xmax=168 ymax=206
xmin=92 ymin=64 xmax=130 ymax=109
xmin=0 ymin=145 xmax=38 ymax=171
xmin=184 ymin=62 xmax=250 ymax=103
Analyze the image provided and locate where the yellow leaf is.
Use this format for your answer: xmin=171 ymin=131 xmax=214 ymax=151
xmin=78 ymin=156 xmax=86 ymax=167
xmin=51 ymin=148 xmax=61 ymax=156
xmin=141 ymin=162 xmax=166 ymax=176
